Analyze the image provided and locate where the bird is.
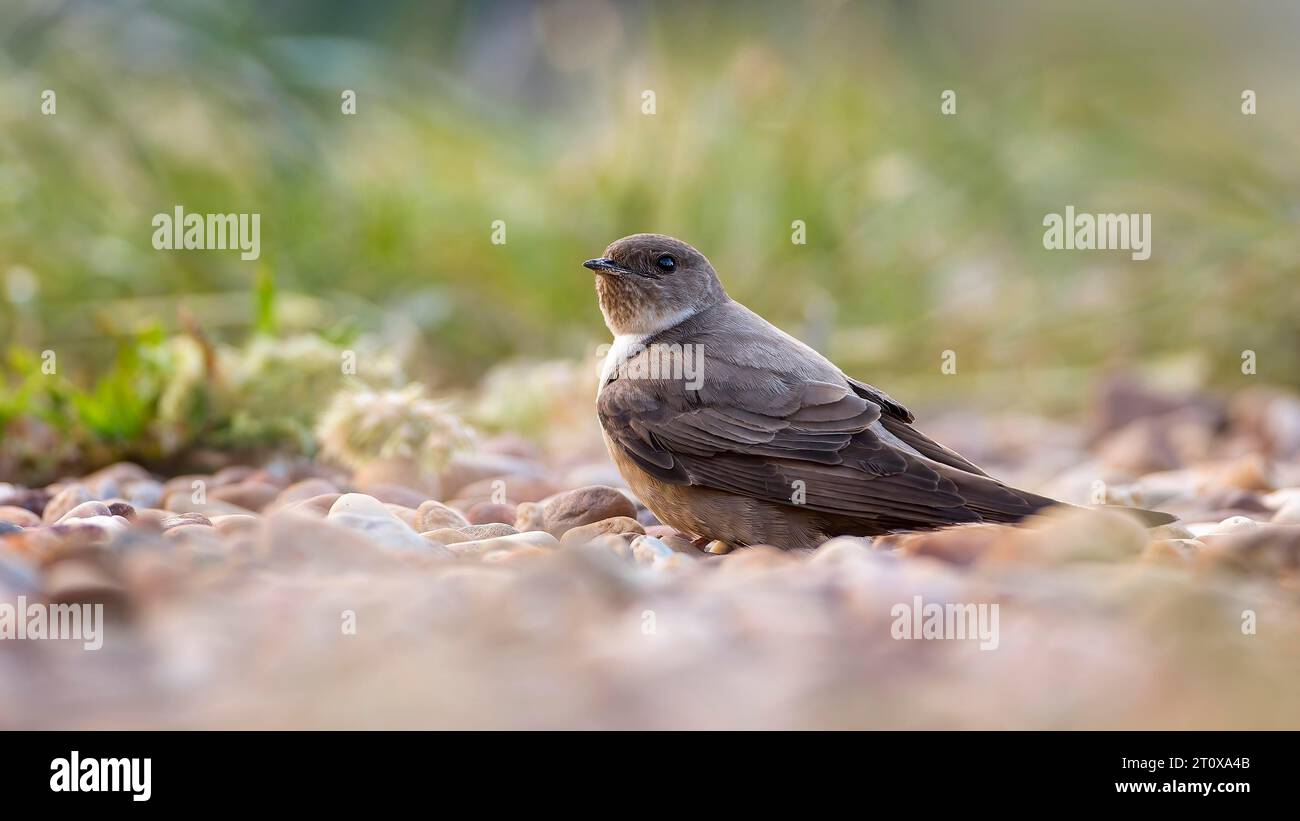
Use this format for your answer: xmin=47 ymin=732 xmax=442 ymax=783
xmin=582 ymin=233 xmax=1175 ymax=551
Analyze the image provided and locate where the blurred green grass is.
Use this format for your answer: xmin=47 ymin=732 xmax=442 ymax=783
xmin=1 ymin=0 xmax=1298 ymax=416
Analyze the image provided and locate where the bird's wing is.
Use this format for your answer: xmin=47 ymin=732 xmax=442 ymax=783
xmin=599 ymin=351 xmax=1046 ymax=529
xmin=844 ymin=376 xmax=992 ymax=477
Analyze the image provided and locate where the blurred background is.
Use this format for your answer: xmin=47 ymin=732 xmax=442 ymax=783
xmin=1 ymin=0 xmax=1298 ymax=481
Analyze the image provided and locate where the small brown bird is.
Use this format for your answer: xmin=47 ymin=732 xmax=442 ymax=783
xmin=584 ymin=233 xmax=1173 ymax=551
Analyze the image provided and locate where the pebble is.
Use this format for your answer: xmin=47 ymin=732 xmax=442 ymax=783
xmin=210 ymin=481 xmax=281 ymax=512
xmin=42 ymin=484 xmax=95 ymax=524
xmin=124 ymin=480 xmax=165 ymax=510
xmin=1271 ymin=499 xmax=1300 ymax=525
xmin=384 ymin=504 xmax=421 ymax=530
xmin=326 ymin=495 xmax=432 ymax=552
xmin=327 ymin=512 xmax=432 ymax=552
xmin=415 ymin=500 xmax=470 ymax=532
xmin=3 ymin=382 xmax=1300 ymax=731
xmin=283 ymin=493 xmax=343 ymax=518
xmin=1215 ymin=515 xmax=1259 ymax=535
xmin=162 ymin=491 xmax=253 ymax=518
xmin=446 ymin=530 xmax=560 ymax=559
xmin=466 ymin=501 xmax=517 ymax=526
xmin=268 ymin=478 xmax=340 ymax=511
xmin=422 ymin=528 xmax=471 ymax=545
xmin=210 ymin=514 xmax=260 ymax=535
xmin=42 ymin=558 xmax=128 ymax=611
xmin=458 ymin=523 xmax=519 ymax=540
xmin=0 ymin=506 xmax=42 ymax=528
xmin=56 ymin=500 xmax=113 ymax=522
xmin=457 ymin=476 xmax=559 ymax=504
xmin=513 ymin=501 xmax=546 ymax=532
xmin=559 ymin=516 xmax=645 ymax=549
xmin=161 ymin=513 xmax=213 ymax=530
xmin=629 ymin=534 xmax=675 ymax=566
xmin=106 ymin=501 xmax=137 ymax=520
xmin=542 ymin=485 xmax=637 ymax=538
xmin=328 ymin=493 xmax=392 ymax=518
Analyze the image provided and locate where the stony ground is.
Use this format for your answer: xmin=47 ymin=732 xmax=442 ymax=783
xmin=2 ymin=379 xmax=1300 ymax=729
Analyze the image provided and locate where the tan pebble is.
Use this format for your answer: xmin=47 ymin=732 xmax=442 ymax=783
xmin=415 ymin=500 xmax=470 ymax=532
xmin=458 ymin=475 xmax=558 ymax=504
xmin=1150 ymin=521 xmax=1195 ymax=540
xmin=161 ymin=491 xmax=252 ymax=517
xmin=42 ymin=484 xmax=95 ymax=524
xmin=1262 ymin=487 xmax=1300 ymax=510
xmin=43 ymin=559 xmax=128 ymax=612
xmin=480 ymin=545 xmax=548 ymax=563
xmin=162 ymin=474 xmax=211 ymax=498
xmin=0 ymin=506 xmax=41 ymax=528
xmin=466 ymin=501 xmax=517 ymax=526
xmin=384 ymin=504 xmax=421 ymax=530
xmin=560 ymin=516 xmax=645 ymax=549
xmin=423 ymin=528 xmax=470 ymax=545
xmin=132 ymin=508 xmax=171 ymax=528
xmin=513 ymin=501 xmax=546 ymax=532
xmin=542 ymin=485 xmax=637 ymax=538
xmin=1006 ymin=506 xmax=1147 ymax=563
xmin=56 ymin=500 xmax=112 ymax=523
xmin=661 ymin=534 xmax=704 ymax=555
xmin=210 ymin=481 xmax=280 ymax=512
xmin=586 ymin=533 xmax=635 ymax=560
xmin=1214 ymin=455 xmax=1275 ymax=493
xmin=163 ymin=523 xmax=220 ymax=541
xmin=718 ymin=545 xmax=791 ymax=570
xmin=211 ymin=465 xmax=258 ymax=486
xmin=210 ymin=514 xmax=260 ymax=535
xmin=458 ymin=523 xmax=518 ymax=540
xmin=1271 ymin=499 xmax=1300 ymax=525
xmin=704 ymin=539 xmax=733 ymax=555
xmin=1143 ymin=538 xmax=1203 ymax=563
xmin=896 ymin=524 xmax=1005 ymax=566
xmin=268 ymin=478 xmax=339 ymax=512
xmin=282 ymin=493 xmax=342 ymax=518
xmin=161 ymin=513 xmax=213 ymax=530
xmin=448 ymin=530 xmax=559 ymax=559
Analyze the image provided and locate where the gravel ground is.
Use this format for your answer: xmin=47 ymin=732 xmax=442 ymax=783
xmin=2 ymin=380 xmax=1299 ymax=729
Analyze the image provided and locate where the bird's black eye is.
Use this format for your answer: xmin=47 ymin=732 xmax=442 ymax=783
xmin=656 ymin=254 xmax=676 ymax=272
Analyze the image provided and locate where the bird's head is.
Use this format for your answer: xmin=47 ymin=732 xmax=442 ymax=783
xmin=583 ymin=233 xmax=727 ymax=336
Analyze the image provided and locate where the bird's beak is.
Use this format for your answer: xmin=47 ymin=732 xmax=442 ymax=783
xmin=583 ymin=257 xmax=632 ymax=275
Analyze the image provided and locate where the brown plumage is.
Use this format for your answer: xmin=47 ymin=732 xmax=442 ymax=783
xmin=583 ymin=233 xmax=1173 ymax=550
